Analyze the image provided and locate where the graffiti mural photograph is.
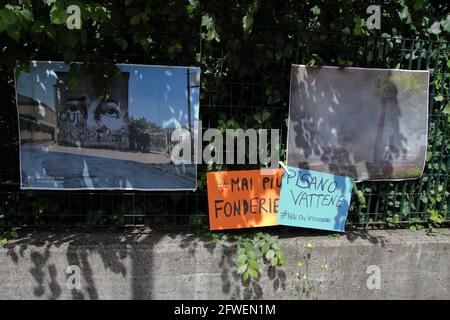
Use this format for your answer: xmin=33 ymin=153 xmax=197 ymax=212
xmin=287 ymin=65 xmax=429 ymax=181
xmin=15 ymin=61 xmax=200 ymax=190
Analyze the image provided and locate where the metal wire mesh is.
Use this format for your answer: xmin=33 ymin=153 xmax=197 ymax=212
xmin=0 ymin=28 xmax=449 ymax=229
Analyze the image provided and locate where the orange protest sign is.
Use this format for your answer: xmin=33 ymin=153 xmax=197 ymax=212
xmin=207 ymin=169 xmax=283 ymax=230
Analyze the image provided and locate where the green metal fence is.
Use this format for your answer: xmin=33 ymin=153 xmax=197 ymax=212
xmin=0 ymin=28 xmax=449 ymax=229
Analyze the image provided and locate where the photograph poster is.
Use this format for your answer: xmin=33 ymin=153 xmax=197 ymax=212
xmin=287 ymin=65 xmax=429 ymax=181
xmin=15 ymin=61 xmax=200 ymax=190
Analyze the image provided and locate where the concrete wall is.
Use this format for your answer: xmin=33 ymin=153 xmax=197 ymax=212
xmin=0 ymin=229 xmax=449 ymax=300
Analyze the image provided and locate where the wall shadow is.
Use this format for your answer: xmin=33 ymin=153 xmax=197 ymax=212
xmin=178 ymin=231 xmax=286 ymax=300
xmin=4 ymin=228 xmax=164 ymax=300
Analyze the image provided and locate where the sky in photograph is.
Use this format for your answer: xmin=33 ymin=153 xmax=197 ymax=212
xmin=16 ymin=61 xmax=200 ymax=129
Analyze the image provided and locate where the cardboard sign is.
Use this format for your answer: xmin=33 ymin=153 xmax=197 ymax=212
xmin=207 ymin=169 xmax=283 ymax=230
xmin=277 ymin=166 xmax=353 ymax=232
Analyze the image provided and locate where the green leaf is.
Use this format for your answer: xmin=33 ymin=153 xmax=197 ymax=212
xmin=242 ymin=14 xmax=254 ymax=34
xmin=441 ymin=15 xmax=450 ymax=33
xmin=429 ymin=210 xmax=444 ymax=223
xmin=0 ymin=8 xmax=18 ymax=25
xmin=187 ymin=0 xmax=199 ymax=15
xmin=30 ymin=22 xmax=45 ymax=33
xmin=0 ymin=19 xmax=6 ymax=32
xmin=310 ymin=5 xmax=320 ymax=16
xmin=201 ymin=13 xmax=220 ymax=43
xmin=413 ymin=0 xmax=425 ymax=11
xmin=270 ymin=257 xmax=279 ymax=266
xmin=254 ymin=110 xmax=271 ymax=123
xmin=66 ymin=65 xmax=83 ymax=89
xmin=428 ymin=21 xmax=441 ymax=35
xmin=237 ymin=254 xmax=247 ymax=265
xmin=401 ymin=205 xmax=411 ymax=215
xmin=248 ymin=267 xmax=258 ymax=279
xmin=265 ymin=249 xmax=275 ymax=260
xmin=442 ymin=103 xmax=450 ymax=115
xmin=237 ymin=263 xmax=248 ymax=274
xmin=201 ymin=14 xmax=213 ymax=27
xmin=206 ymin=29 xmax=220 ymax=42
xmin=115 ymin=38 xmax=128 ymax=50
xmin=243 ymin=270 xmax=249 ymax=281
xmin=393 ymin=214 xmax=400 ymax=224
xmin=20 ymin=9 xmax=33 ymax=22
xmin=130 ymin=14 xmax=140 ymax=25
xmin=6 ymin=27 xmax=21 ymax=41
xmin=244 ymin=242 xmax=253 ymax=251
xmin=248 ymin=259 xmax=259 ymax=270
xmin=271 ymin=242 xmax=281 ymax=250
xmin=247 ymin=248 xmax=257 ymax=260
xmin=276 ymin=251 xmax=286 ymax=265
xmin=50 ymin=6 xmax=67 ymax=25
xmin=398 ymin=6 xmax=410 ymax=22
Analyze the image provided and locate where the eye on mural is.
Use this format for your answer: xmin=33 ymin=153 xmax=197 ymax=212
xmin=15 ymin=61 xmax=200 ymax=190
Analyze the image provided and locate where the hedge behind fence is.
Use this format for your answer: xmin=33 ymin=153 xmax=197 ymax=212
xmin=0 ymin=1 xmax=449 ymax=231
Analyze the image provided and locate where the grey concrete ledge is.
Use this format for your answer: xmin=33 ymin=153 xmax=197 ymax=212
xmin=1 ymin=228 xmax=449 ymax=299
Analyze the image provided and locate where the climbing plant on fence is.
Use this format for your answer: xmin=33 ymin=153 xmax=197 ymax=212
xmin=0 ymin=1 xmax=449 ymax=236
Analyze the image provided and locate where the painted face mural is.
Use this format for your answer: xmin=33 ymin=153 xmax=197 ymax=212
xmin=62 ymin=96 xmax=126 ymax=131
xmin=56 ymin=73 xmax=130 ymax=149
